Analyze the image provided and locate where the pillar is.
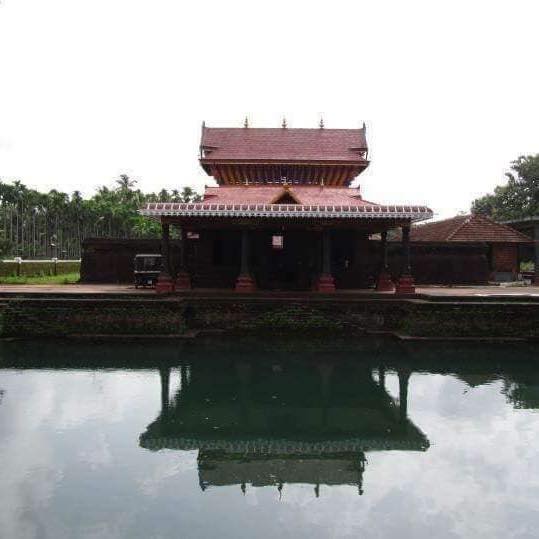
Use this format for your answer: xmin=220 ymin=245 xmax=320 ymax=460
xmin=175 ymin=227 xmax=191 ymax=290
xmin=376 ymin=230 xmax=395 ymax=292
xmin=398 ymin=369 xmax=410 ymax=423
xmin=534 ymin=224 xmax=539 ymax=285
xmin=395 ymin=223 xmax=416 ymax=294
xmin=156 ymin=221 xmax=174 ymax=293
xmin=159 ymin=367 xmax=170 ymax=413
xmin=314 ymin=229 xmax=336 ymax=292
xmin=378 ymin=366 xmax=386 ymax=390
xmin=235 ymin=230 xmax=256 ymax=292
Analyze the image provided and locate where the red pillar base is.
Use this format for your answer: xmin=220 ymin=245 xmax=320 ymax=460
xmin=175 ymin=271 xmax=191 ymax=290
xmin=395 ymin=275 xmax=416 ymax=295
xmin=235 ymin=274 xmax=257 ymax=292
xmin=314 ymin=273 xmax=336 ymax=293
xmin=376 ymin=271 xmax=395 ymax=292
xmin=156 ymin=272 xmax=174 ymax=294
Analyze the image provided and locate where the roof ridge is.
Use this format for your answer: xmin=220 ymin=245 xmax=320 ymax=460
xmin=445 ymin=214 xmax=471 ymax=241
xmin=203 ymin=126 xmax=364 ymax=132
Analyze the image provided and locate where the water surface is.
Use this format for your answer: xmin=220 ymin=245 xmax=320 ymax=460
xmin=1 ymin=339 xmax=539 ymax=539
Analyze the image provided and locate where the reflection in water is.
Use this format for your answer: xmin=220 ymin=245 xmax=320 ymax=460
xmin=140 ymin=361 xmax=429 ymax=496
xmin=2 ymin=339 xmax=539 ymax=539
xmin=504 ymin=372 xmax=539 ymax=409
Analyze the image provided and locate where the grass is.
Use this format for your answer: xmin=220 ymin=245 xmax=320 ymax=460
xmin=0 ymin=272 xmax=80 ymax=285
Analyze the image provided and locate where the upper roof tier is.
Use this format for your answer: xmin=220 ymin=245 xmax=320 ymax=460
xmin=199 ymin=125 xmax=369 ymax=186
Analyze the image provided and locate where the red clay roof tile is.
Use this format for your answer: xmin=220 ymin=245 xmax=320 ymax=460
xmin=410 ymin=214 xmax=532 ymax=243
xmin=200 ymin=127 xmax=367 ymax=162
xmin=203 ymin=185 xmax=372 ymax=206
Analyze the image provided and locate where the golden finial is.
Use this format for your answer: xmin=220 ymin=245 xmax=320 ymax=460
xmin=243 ymin=116 xmax=249 ymax=128
xmin=282 ymin=117 xmax=287 ymax=129
xmin=319 ymin=117 xmax=324 ymax=129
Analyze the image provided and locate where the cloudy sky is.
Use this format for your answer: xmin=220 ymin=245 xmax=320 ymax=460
xmin=0 ymin=0 xmax=537 ymax=218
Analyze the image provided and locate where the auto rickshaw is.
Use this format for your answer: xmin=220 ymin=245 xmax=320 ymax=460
xmin=134 ymin=254 xmax=163 ymax=288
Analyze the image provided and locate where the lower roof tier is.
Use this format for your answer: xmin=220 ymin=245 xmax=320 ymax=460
xmin=140 ymin=186 xmax=432 ymax=222
xmin=140 ymin=202 xmax=432 ymax=222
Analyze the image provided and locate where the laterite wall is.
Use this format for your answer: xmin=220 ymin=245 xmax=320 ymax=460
xmin=0 ymin=296 xmax=538 ymax=339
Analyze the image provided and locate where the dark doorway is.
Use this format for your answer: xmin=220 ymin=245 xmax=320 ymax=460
xmin=254 ymin=231 xmax=317 ymax=290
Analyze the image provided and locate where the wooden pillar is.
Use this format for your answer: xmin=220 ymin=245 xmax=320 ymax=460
xmin=378 ymin=366 xmax=386 ymax=390
xmin=314 ymin=229 xmax=335 ymax=292
xmin=398 ymin=369 xmax=410 ymax=423
xmin=534 ymin=224 xmax=539 ymax=285
xmin=235 ymin=229 xmax=256 ymax=292
xmin=376 ymin=230 xmax=395 ymax=292
xmin=156 ymin=221 xmax=174 ymax=293
xmin=395 ymin=223 xmax=416 ymax=294
xmin=175 ymin=226 xmax=191 ymax=290
xmin=160 ymin=367 xmax=170 ymax=413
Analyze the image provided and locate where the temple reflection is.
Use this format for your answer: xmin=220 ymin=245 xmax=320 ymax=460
xmin=140 ymin=360 xmax=429 ymax=496
xmin=504 ymin=372 xmax=539 ymax=409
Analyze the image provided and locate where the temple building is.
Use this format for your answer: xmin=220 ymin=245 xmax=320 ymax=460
xmin=140 ymin=121 xmax=433 ymax=293
xmin=140 ymin=360 xmax=429 ymax=496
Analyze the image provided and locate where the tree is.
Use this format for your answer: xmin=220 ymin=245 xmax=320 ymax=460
xmin=0 ymin=177 xmax=201 ymax=258
xmin=116 ymin=174 xmax=136 ymax=192
xmin=472 ymin=154 xmax=539 ymax=220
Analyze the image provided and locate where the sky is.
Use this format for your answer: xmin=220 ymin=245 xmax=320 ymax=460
xmin=0 ymin=0 xmax=538 ymax=219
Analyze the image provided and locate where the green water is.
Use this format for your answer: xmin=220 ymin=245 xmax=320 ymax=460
xmin=1 ymin=338 xmax=539 ymax=539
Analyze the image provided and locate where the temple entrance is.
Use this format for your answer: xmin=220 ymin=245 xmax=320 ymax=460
xmin=255 ymin=230 xmax=317 ymax=291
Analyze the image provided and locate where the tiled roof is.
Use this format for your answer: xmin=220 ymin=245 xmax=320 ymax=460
xmin=410 ymin=214 xmax=532 ymax=243
xmin=203 ymin=185 xmax=369 ymax=205
xmin=200 ymin=127 xmax=367 ymax=162
xmin=140 ymin=202 xmax=432 ymax=222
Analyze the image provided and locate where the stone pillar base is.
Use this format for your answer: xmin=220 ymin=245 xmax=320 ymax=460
xmin=315 ymin=273 xmax=336 ymax=292
xmin=156 ymin=272 xmax=174 ymax=294
xmin=395 ymin=275 xmax=416 ymax=295
xmin=235 ymin=274 xmax=257 ymax=292
xmin=376 ymin=271 xmax=395 ymax=292
xmin=175 ymin=271 xmax=191 ymax=290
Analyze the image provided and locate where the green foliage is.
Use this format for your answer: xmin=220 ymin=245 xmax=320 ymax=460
xmin=0 ymin=176 xmax=202 ymax=258
xmin=472 ymin=154 xmax=539 ymax=220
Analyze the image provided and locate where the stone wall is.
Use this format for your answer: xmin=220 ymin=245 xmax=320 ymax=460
xmin=1 ymin=295 xmax=538 ymax=339
xmin=81 ymin=238 xmax=181 ymax=283
xmin=0 ymin=298 xmax=186 ymax=337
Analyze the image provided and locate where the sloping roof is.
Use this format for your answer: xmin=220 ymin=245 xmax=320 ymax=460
xmin=141 ymin=201 xmax=433 ymax=222
xmin=203 ymin=185 xmax=369 ymax=205
xmin=200 ymin=127 xmax=367 ymax=162
xmin=410 ymin=214 xmax=532 ymax=243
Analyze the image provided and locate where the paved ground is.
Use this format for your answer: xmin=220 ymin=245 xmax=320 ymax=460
xmin=1 ymin=283 xmax=539 ymax=297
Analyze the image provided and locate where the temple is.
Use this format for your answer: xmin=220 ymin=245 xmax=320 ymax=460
xmin=139 ymin=360 xmax=429 ymax=496
xmin=140 ymin=121 xmax=433 ymax=293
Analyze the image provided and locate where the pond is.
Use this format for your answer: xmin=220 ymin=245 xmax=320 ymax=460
xmin=1 ymin=338 xmax=539 ymax=539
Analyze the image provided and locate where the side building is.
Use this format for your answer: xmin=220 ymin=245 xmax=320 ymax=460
xmin=407 ymin=214 xmax=532 ymax=282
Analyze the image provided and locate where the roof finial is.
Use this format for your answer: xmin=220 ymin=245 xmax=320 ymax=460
xmin=243 ymin=116 xmax=249 ymax=128
xmin=319 ymin=117 xmax=324 ymax=129
xmin=362 ymin=121 xmax=366 ymax=132
xmin=282 ymin=117 xmax=287 ymax=129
